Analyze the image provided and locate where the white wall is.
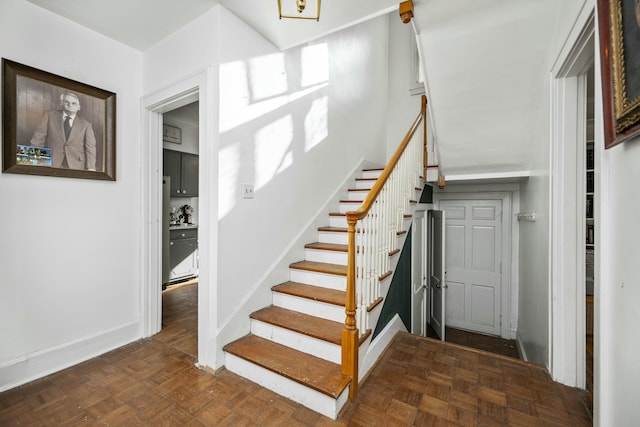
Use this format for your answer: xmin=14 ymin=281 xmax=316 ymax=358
xmin=214 ymin=9 xmax=390 ymax=345
xmin=0 ymin=0 xmax=144 ymax=390
xmin=386 ymin=16 xmax=423 ymax=158
xmin=516 ymin=0 xmax=588 ymax=367
xmin=599 ymin=135 xmax=640 ymax=423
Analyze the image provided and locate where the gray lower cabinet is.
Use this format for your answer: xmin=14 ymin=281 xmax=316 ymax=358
xmin=169 ymin=228 xmax=198 ymax=282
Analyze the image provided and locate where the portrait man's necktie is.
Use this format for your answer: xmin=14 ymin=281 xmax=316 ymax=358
xmin=64 ymin=116 xmax=71 ymax=140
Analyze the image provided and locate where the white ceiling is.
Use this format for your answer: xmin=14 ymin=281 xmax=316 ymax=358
xmin=25 ymin=0 xmax=571 ymax=179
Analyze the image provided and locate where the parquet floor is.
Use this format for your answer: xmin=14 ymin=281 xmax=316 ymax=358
xmin=0 ymin=282 xmax=593 ymax=426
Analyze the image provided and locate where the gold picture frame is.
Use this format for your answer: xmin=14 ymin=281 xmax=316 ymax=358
xmin=598 ymin=0 xmax=640 ymax=148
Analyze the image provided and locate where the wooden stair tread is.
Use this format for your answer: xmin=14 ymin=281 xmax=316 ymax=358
xmin=339 ymin=200 xmax=362 ymax=203
xmin=317 ymin=226 xmax=348 ymax=233
xmin=224 ymin=335 xmax=350 ymax=398
xmin=272 ymin=281 xmax=346 ymax=306
xmin=304 ymin=242 xmax=348 ymax=252
xmin=251 ymin=306 xmax=343 ymax=344
xmin=348 ymin=188 xmax=370 ymax=192
xmin=290 ymin=260 xmax=347 ymax=276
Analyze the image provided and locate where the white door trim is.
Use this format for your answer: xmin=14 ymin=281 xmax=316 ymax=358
xmin=141 ymin=68 xmax=220 ymax=369
xmin=549 ymin=9 xmax=594 ymax=389
xmin=434 ymin=191 xmax=514 ymax=339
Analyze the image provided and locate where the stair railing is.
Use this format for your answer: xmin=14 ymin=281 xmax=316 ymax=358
xmin=342 ymin=95 xmax=427 ymax=400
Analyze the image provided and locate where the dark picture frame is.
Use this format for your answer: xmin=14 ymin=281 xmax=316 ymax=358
xmin=163 ymin=124 xmax=182 ymax=144
xmin=598 ymin=0 xmax=640 ymax=148
xmin=2 ymin=58 xmax=116 ymax=180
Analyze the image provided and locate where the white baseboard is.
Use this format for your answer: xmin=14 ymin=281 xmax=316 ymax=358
xmin=515 ymin=332 xmax=528 ymax=362
xmin=0 ymin=321 xmax=140 ymax=392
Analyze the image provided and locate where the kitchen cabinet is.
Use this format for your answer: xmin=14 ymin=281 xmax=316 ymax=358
xmin=163 ymin=149 xmax=199 ymax=197
xmin=169 ymin=228 xmax=198 ymax=282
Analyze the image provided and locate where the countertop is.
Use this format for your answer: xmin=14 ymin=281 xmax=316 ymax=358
xmin=169 ymin=223 xmax=198 ymax=230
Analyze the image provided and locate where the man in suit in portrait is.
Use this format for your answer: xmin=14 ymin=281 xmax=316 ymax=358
xmin=30 ymin=92 xmax=97 ymax=171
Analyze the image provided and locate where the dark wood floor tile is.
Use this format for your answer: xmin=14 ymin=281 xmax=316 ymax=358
xmin=62 ymin=382 xmax=112 ymax=408
xmin=413 ymin=409 xmax=449 ymax=427
xmin=195 ymin=400 xmax=233 ymax=425
xmin=536 ymin=402 xmax=573 ymax=425
xmin=118 ymin=383 xmax=173 ymax=419
xmin=507 ymin=394 xmax=539 ymax=417
xmin=447 ymin=402 xmax=477 ymax=425
xmin=477 ymin=385 xmax=507 ymax=406
xmin=149 ymin=403 xmax=206 ymax=427
xmin=345 ymin=403 xmax=386 ymax=426
xmin=478 ymin=400 xmax=508 ymax=424
xmin=508 ymin=408 xmax=543 ymax=426
xmin=386 ymin=398 xmax=418 ymax=424
xmin=423 ymin=381 xmax=452 ymax=401
xmin=216 ymin=412 xmax=255 ymax=427
xmin=292 ymin=404 xmax=324 ymax=425
xmin=418 ymin=395 xmax=449 ymax=418
xmin=394 ymin=387 xmax=423 ymax=406
xmin=448 ymin=389 xmax=479 ymax=410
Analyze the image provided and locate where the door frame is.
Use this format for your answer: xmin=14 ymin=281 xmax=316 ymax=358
xmin=141 ymin=68 xmax=220 ymax=369
xmin=549 ymin=9 xmax=594 ymax=389
xmin=434 ymin=191 xmax=515 ymax=339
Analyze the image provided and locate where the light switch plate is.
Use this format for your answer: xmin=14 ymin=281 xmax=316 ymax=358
xmin=242 ymin=184 xmax=254 ymax=199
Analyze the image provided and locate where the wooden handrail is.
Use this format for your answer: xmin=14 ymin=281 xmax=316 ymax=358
xmin=348 ymin=97 xmax=426 ymax=223
xmin=342 ymin=95 xmax=427 ymax=400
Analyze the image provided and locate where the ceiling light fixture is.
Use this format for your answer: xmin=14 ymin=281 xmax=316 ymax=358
xmin=278 ymin=0 xmax=321 ymax=21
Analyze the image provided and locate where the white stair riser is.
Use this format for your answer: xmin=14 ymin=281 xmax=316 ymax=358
xmin=354 ymin=180 xmax=375 ymax=190
xmin=317 ymin=231 xmax=348 ymax=245
xmin=272 ymin=292 xmax=346 ymax=324
xmin=289 ymin=269 xmax=346 ymax=291
xmin=224 ymin=353 xmax=348 ymax=420
xmin=361 ymin=170 xmax=382 ymax=179
xmin=251 ymin=320 xmax=341 ymax=364
xmin=346 ymin=191 xmax=367 ymax=201
xmin=338 ymin=202 xmax=361 ymax=214
xmin=329 ymin=216 xmax=347 ymax=228
xmin=305 ymin=248 xmax=347 ymax=265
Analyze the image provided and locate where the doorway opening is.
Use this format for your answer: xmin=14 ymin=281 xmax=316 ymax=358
xmin=549 ymin=9 xmax=594 ymax=398
xmin=425 ymin=191 xmax=519 ymax=360
xmin=141 ymin=69 xmax=218 ymax=370
xmin=155 ymin=101 xmax=200 ymax=357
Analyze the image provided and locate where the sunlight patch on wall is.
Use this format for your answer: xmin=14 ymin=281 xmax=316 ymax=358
xmin=219 ymin=60 xmax=250 ymax=133
xmin=304 ymin=96 xmax=328 ymax=152
xmin=255 ymin=115 xmax=293 ymax=191
xmin=249 ymin=53 xmax=288 ymax=101
xmin=218 ymin=143 xmax=241 ymax=220
xmin=301 ymin=43 xmax=328 ymax=87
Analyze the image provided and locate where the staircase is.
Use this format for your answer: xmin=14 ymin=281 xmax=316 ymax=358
xmin=223 ymin=168 xmax=384 ymax=419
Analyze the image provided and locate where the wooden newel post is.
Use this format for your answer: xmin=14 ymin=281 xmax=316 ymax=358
xmin=343 ymin=212 xmax=359 ymax=400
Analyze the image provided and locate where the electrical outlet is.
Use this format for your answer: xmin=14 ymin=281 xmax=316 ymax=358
xmin=242 ymin=184 xmax=254 ymax=199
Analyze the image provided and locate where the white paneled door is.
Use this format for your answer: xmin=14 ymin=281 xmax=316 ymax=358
xmin=411 ymin=210 xmax=427 ymax=337
xmin=428 ymin=210 xmax=446 ymax=341
xmin=440 ymin=199 xmax=502 ymax=336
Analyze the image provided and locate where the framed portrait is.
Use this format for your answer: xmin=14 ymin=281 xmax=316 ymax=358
xmin=163 ymin=124 xmax=182 ymax=144
xmin=2 ymin=58 xmax=116 ymax=180
xmin=598 ymin=0 xmax=640 ymax=148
